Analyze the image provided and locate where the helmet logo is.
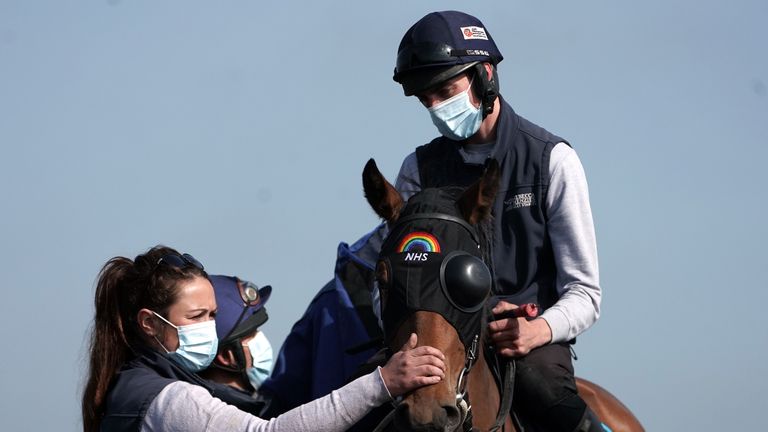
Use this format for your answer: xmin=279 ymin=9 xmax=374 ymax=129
xmin=460 ymin=26 xmax=488 ymax=40
xmin=466 ymin=49 xmax=490 ymax=56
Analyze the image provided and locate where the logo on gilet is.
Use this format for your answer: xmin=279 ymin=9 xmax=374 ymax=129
xmin=504 ymin=193 xmax=536 ymax=209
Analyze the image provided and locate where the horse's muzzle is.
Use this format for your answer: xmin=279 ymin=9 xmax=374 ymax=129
xmin=393 ymin=402 xmax=462 ymax=432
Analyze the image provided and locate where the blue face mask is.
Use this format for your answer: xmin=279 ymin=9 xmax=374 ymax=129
xmin=244 ymin=331 xmax=273 ymax=390
xmin=428 ymin=78 xmax=483 ymax=141
xmin=153 ymin=312 xmax=219 ymax=373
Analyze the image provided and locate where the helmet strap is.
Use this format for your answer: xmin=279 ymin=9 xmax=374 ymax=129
xmin=232 ymin=342 xmax=256 ymax=391
xmin=211 ymin=340 xmax=247 ymax=374
xmin=207 ymin=341 xmax=255 ymax=391
xmin=472 ymin=63 xmax=500 ymax=118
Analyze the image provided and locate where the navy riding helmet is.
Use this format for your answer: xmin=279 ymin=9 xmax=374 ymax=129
xmin=393 ymin=10 xmax=503 ymax=116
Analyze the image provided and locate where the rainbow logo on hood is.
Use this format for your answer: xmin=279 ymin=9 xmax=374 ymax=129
xmin=397 ymin=232 xmax=441 ymax=253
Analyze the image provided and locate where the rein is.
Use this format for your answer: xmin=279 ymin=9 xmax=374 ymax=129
xmin=459 ymin=335 xmax=517 ymax=432
xmin=488 ymin=360 xmax=516 ymax=432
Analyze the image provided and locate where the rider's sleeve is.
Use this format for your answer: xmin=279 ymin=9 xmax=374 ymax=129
xmin=395 ymin=152 xmax=422 ymax=200
xmin=142 ymin=369 xmax=391 ymax=432
xmin=540 ymin=143 xmax=602 ymax=343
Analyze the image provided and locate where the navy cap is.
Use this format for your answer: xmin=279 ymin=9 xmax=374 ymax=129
xmin=209 ymin=275 xmax=271 ymax=344
xmin=393 ymin=11 xmax=503 ymax=96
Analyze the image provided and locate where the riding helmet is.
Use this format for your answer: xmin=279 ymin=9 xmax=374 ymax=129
xmin=393 ymin=10 xmax=503 ymax=114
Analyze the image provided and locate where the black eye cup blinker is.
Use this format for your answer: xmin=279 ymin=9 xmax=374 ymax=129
xmin=439 ymin=251 xmax=492 ymax=313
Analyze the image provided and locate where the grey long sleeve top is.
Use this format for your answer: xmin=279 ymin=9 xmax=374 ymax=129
xmin=141 ymin=368 xmax=391 ymax=432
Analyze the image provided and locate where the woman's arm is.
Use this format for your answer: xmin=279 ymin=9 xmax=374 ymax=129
xmin=143 ymin=334 xmax=444 ymax=432
xmin=143 ymin=369 xmax=387 ymax=432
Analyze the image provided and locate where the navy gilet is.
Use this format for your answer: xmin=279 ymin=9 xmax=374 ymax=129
xmin=415 ymin=98 xmax=568 ymax=310
xmin=101 ymin=349 xmax=263 ymax=431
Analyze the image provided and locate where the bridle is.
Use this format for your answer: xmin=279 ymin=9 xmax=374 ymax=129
xmin=456 ymin=334 xmax=479 ymax=403
xmin=456 ymin=334 xmax=479 ymax=432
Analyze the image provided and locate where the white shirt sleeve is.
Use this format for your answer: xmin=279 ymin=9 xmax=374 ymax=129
xmin=539 ymin=143 xmax=601 ymax=343
xmin=141 ymin=369 xmax=391 ymax=432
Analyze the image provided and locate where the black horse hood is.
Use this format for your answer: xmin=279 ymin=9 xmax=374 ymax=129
xmin=378 ymin=187 xmax=491 ymax=350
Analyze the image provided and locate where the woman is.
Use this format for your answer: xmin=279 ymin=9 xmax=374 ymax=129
xmin=82 ymin=246 xmax=445 ymax=432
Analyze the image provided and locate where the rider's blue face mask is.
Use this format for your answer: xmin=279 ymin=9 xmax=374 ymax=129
xmin=428 ymin=77 xmax=483 ymax=141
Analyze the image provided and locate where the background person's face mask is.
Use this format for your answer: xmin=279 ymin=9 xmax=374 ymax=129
xmin=427 ymin=77 xmax=483 ymax=141
xmin=152 ymin=311 xmax=219 ymax=373
xmin=244 ymin=331 xmax=273 ymax=390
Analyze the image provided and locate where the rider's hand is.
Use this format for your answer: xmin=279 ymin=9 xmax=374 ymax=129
xmin=379 ymin=333 xmax=445 ymax=397
xmin=488 ymin=301 xmax=552 ymax=357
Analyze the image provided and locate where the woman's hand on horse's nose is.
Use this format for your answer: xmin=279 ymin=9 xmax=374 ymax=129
xmin=380 ymin=333 xmax=447 ymax=397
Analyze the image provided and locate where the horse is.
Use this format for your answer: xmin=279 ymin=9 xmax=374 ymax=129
xmin=362 ymin=158 xmax=644 ymax=432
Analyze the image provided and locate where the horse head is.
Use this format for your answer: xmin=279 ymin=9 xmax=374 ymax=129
xmin=362 ymin=158 xmax=504 ymax=432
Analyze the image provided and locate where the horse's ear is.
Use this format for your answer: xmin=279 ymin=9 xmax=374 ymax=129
xmin=363 ymin=158 xmax=404 ymax=223
xmin=458 ymin=159 xmax=500 ymax=225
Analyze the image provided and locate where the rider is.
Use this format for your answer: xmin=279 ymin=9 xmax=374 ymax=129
xmin=199 ymin=275 xmax=274 ymax=413
xmin=391 ymin=11 xmax=604 ymax=432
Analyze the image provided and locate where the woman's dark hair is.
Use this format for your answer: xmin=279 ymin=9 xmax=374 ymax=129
xmin=81 ymin=245 xmax=208 ymax=432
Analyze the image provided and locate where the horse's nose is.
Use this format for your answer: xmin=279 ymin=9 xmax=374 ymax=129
xmin=393 ymin=403 xmax=462 ymax=431
xmin=440 ymin=403 xmax=461 ymax=428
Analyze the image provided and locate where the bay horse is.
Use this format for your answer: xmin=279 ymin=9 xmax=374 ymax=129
xmin=362 ymin=158 xmax=644 ymax=432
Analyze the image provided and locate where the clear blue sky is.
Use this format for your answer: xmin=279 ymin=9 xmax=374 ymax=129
xmin=1 ymin=1 xmax=766 ymax=430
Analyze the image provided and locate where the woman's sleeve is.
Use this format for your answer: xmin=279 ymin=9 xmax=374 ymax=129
xmin=142 ymin=368 xmax=392 ymax=432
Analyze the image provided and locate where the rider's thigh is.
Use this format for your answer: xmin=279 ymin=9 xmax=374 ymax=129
xmin=512 ymin=343 xmax=578 ymax=413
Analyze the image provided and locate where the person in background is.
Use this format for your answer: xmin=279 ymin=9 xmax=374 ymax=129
xmin=81 ymin=245 xmax=445 ymax=432
xmin=199 ymin=274 xmax=273 ymax=414
xmin=259 ymin=225 xmax=386 ymax=422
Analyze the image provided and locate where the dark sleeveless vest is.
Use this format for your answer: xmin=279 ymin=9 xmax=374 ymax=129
xmin=101 ymin=349 xmax=263 ymax=431
xmin=415 ymin=97 xmax=569 ymax=310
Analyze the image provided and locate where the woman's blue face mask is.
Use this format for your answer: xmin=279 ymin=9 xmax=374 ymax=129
xmin=153 ymin=311 xmax=219 ymax=373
